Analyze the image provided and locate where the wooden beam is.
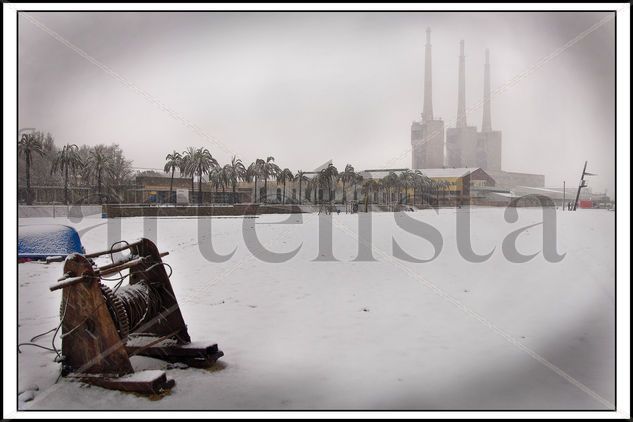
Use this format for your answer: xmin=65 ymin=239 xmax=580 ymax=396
xmin=69 ymin=370 xmax=175 ymax=395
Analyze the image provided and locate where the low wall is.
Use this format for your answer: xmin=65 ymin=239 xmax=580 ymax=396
xmin=102 ymin=204 xmax=303 ymax=218
xmin=18 ymin=205 xmax=103 ymax=218
xmin=470 ymin=198 xmax=512 ymax=207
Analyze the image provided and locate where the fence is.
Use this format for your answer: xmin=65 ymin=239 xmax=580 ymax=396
xmin=18 ymin=205 xmax=103 ymax=218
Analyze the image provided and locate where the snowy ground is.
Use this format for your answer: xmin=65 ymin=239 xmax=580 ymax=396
xmin=17 ymin=207 xmax=615 ymax=410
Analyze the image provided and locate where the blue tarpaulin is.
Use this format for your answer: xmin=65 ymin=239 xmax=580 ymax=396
xmin=18 ymin=224 xmax=84 ymax=261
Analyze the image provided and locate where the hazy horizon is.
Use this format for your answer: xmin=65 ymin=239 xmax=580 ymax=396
xmin=18 ymin=11 xmax=616 ymax=195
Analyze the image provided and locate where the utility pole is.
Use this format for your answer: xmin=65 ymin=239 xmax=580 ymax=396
xmin=572 ymin=161 xmax=596 ymax=211
xmin=563 ymin=181 xmax=565 ymax=211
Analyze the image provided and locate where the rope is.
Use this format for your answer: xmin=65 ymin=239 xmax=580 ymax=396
xmin=19 ymin=241 xmax=173 ymax=358
xmin=18 ymin=292 xmax=68 ymax=361
xmin=109 ymin=240 xmax=131 ymax=280
xmin=116 ymin=282 xmax=164 ymax=332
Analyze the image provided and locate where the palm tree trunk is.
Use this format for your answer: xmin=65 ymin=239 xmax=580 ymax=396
xmin=64 ymin=166 xmax=69 ymax=205
xmin=299 ymin=180 xmax=302 ymax=205
xmin=365 ymin=188 xmax=369 ymax=212
xmin=283 ymin=180 xmax=286 ymax=204
xmin=264 ymin=178 xmax=268 ymax=204
xmin=232 ymin=183 xmax=237 ymax=204
xmin=97 ymin=169 xmax=102 ymax=204
xmin=342 ymin=181 xmax=345 ymax=204
xmin=169 ymin=167 xmax=175 ymax=204
xmin=329 ymin=181 xmax=333 ymax=205
xmin=26 ymin=153 xmax=32 ymax=205
xmin=198 ymin=166 xmax=203 ymax=205
xmin=254 ymin=177 xmax=258 ymax=203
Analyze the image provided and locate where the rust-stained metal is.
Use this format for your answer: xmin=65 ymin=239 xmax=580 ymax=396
xmin=51 ymin=238 xmax=223 ymax=395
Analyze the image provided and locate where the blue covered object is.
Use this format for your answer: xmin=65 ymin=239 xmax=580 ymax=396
xmin=18 ymin=224 xmax=84 ymax=261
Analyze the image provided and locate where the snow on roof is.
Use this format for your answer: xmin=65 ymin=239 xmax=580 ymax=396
xmin=358 ymin=169 xmax=408 ymax=179
xmin=414 ymin=168 xmax=481 ymax=178
xmin=491 ymin=192 xmax=518 ymax=198
xmin=359 ymin=167 xmax=482 ymax=179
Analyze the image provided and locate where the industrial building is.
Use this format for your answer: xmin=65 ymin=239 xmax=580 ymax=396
xmin=411 ymin=29 xmax=543 ymax=188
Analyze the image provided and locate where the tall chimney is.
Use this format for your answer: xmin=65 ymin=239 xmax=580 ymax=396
xmin=422 ymin=28 xmax=434 ymax=122
xmin=482 ymin=49 xmax=492 ymax=132
xmin=456 ymin=40 xmax=467 ymax=128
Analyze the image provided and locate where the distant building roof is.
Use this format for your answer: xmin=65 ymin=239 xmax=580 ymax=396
xmin=414 ymin=168 xmax=482 ymax=178
xmin=509 ymin=185 xmax=593 ymax=200
xmin=359 ymin=167 xmax=484 ymax=180
xmin=312 ymin=160 xmax=333 ymax=172
xmin=358 ymin=168 xmax=409 ymax=179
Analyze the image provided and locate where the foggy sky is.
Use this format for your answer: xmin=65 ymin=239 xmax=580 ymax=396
xmin=18 ymin=11 xmax=616 ymax=195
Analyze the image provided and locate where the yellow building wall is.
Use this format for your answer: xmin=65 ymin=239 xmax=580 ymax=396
xmin=429 ymin=176 xmax=464 ymax=192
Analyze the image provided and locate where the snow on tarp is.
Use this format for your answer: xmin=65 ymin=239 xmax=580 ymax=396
xmin=18 ymin=224 xmax=84 ymax=260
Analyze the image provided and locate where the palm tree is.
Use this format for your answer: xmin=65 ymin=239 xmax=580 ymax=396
xmin=18 ymin=133 xmax=46 ymax=205
xmin=353 ymin=172 xmax=363 ymax=202
xmin=381 ymin=172 xmax=398 ymax=206
xmin=380 ymin=175 xmax=389 ymax=204
xmin=186 ymin=147 xmax=219 ymax=205
xmin=223 ymin=156 xmax=247 ymax=203
xmin=181 ymin=147 xmax=197 ymax=198
xmin=441 ymin=180 xmax=450 ymax=203
xmin=411 ymin=170 xmax=420 ymax=206
xmin=430 ymin=179 xmax=444 ymax=207
xmin=85 ymin=145 xmax=115 ymax=203
xmin=51 ymin=144 xmax=83 ymax=205
xmin=319 ymin=163 xmax=339 ymax=205
xmin=316 ymin=170 xmax=330 ymax=209
xmin=209 ymin=166 xmax=228 ymax=202
xmin=399 ymin=170 xmax=414 ymax=205
xmin=412 ymin=170 xmax=422 ymax=205
xmin=261 ymin=157 xmax=281 ymax=204
xmin=220 ymin=165 xmax=230 ymax=195
xmin=277 ymin=168 xmax=294 ymax=204
xmin=247 ymin=159 xmax=265 ymax=203
xmin=340 ymin=164 xmax=355 ymax=204
xmin=361 ymin=178 xmax=380 ymax=212
xmin=164 ymin=151 xmax=182 ymax=204
xmin=295 ymin=170 xmax=309 ymax=205
xmin=413 ymin=170 xmax=433 ymax=206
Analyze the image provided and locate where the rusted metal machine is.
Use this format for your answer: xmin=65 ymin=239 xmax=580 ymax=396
xmin=50 ymin=238 xmax=223 ymax=395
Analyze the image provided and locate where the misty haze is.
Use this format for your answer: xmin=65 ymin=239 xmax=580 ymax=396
xmin=18 ymin=11 xmax=615 ymax=195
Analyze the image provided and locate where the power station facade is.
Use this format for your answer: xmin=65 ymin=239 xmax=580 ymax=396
xmin=412 ymin=29 xmax=511 ymax=180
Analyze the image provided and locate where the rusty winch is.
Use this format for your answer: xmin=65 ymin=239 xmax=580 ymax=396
xmin=50 ymin=238 xmax=223 ymax=395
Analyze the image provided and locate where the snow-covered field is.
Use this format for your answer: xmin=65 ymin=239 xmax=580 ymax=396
xmin=17 ymin=207 xmax=615 ymax=410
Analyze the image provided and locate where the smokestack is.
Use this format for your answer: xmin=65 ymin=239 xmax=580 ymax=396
xmin=422 ymin=27 xmax=434 ymax=122
xmin=456 ymin=40 xmax=467 ymax=128
xmin=482 ymin=49 xmax=492 ymax=132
